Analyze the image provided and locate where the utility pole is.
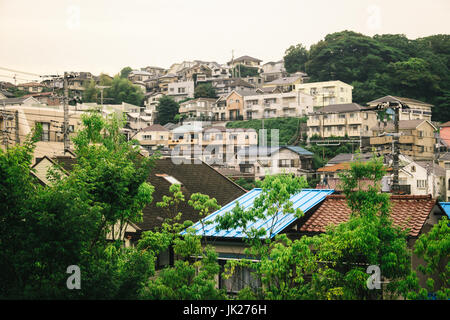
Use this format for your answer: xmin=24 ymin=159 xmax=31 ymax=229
xmin=15 ymin=110 xmax=19 ymax=144
xmin=63 ymin=72 xmax=69 ymax=154
xmin=391 ymin=106 xmax=400 ymax=193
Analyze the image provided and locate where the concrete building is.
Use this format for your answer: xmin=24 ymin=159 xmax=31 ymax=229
xmin=244 ymin=90 xmax=313 ymax=120
xmin=306 ymin=103 xmax=377 ymax=138
xmin=179 ymin=98 xmax=216 ymax=120
xmin=296 ymin=80 xmax=353 ymax=108
xmin=370 ymin=119 xmax=437 ymax=161
xmin=367 ymin=96 xmax=433 ymax=121
xmin=167 ymin=81 xmax=194 ymax=102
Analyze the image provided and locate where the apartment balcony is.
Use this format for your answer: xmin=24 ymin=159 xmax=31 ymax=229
xmin=307 ymin=118 xmax=320 ymax=126
xmin=347 ymin=117 xmax=362 ymax=125
xmin=323 ymin=118 xmax=346 ymax=125
xmin=370 ymin=135 xmax=415 ymax=145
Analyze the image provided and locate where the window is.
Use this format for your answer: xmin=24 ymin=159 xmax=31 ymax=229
xmin=143 ymin=135 xmax=152 ymax=140
xmin=279 ymin=159 xmax=291 ymax=167
xmin=417 ymin=180 xmax=426 ymax=189
xmin=220 ymin=265 xmax=261 ymax=293
xmin=445 ymin=163 xmax=450 ymax=170
xmin=39 ymin=122 xmax=50 ymax=141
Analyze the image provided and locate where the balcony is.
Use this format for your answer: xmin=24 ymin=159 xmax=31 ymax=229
xmin=323 ymin=117 xmax=346 ymax=125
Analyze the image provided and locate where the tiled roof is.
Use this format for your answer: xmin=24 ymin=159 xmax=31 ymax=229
xmin=317 ymin=162 xmax=351 ymax=172
xmin=327 ymin=153 xmax=373 ymax=165
xmin=264 ymin=75 xmax=302 ymax=86
xmin=141 ymin=124 xmax=169 ymax=132
xmin=440 ymin=121 xmax=450 ymax=128
xmin=183 ymin=188 xmax=334 ymax=239
xmin=368 ymin=95 xmax=433 ymax=107
xmin=140 ymin=158 xmax=246 ymax=230
xmin=313 ymin=103 xmax=368 ymax=114
xmin=228 ymin=55 xmax=262 ymax=64
xmin=299 ymin=194 xmax=437 ymax=237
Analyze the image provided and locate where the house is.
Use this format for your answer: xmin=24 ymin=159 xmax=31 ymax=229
xmin=132 ymin=124 xmax=170 ymax=152
xmin=370 ymin=119 xmax=437 ymax=161
xmin=227 ymin=55 xmax=262 ymax=68
xmin=262 ymin=75 xmax=304 ymax=93
xmin=167 ymin=81 xmax=195 ymax=102
xmin=0 ymin=89 xmax=14 ymax=99
xmin=145 ymin=92 xmax=165 ymax=110
xmin=260 ymin=61 xmax=288 ymax=82
xmin=140 ymin=66 xmax=166 ymax=77
xmin=307 ymin=103 xmax=378 ymax=138
xmin=179 ymin=98 xmax=216 ymax=120
xmin=23 ymin=92 xmax=61 ymax=106
xmin=296 ymin=80 xmax=353 ymax=108
xmin=128 ymin=70 xmax=153 ymax=83
xmin=221 ymin=90 xmax=255 ymax=121
xmin=158 ymin=73 xmax=179 ymax=93
xmin=16 ymin=82 xmax=46 ymax=93
xmin=243 ymin=90 xmax=313 ymax=120
xmin=367 ymin=96 xmax=433 ymax=121
xmin=185 ymin=188 xmax=445 ymax=292
xmin=439 ymin=121 xmax=450 ymax=149
xmin=234 ymin=145 xmax=314 ymax=179
xmin=210 ymin=77 xmax=255 ymax=96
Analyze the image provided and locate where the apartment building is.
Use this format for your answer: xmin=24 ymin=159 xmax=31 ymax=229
xmin=234 ymin=145 xmax=314 ymax=180
xmin=306 ymin=103 xmax=377 ymax=138
xmin=370 ymin=119 xmax=437 ymax=161
xmin=244 ymin=90 xmax=313 ymax=120
xmin=367 ymin=96 xmax=433 ymax=121
xmin=179 ymin=98 xmax=216 ymax=120
xmin=167 ymin=81 xmax=194 ymax=102
xmin=296 ymin=80 xmax=353 ymax=108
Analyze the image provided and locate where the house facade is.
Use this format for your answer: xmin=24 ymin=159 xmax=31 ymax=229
xmin=296 ymin=80 xmax=353 ymax=108
xmin=367 ymin=96 xmax=433 ymax=121
xmin=306 ymin=103 xmax=378 ymax=138
xmin=167 ymin=81 xmax=194 ymax=102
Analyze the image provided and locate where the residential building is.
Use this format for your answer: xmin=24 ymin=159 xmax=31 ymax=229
xmin=439 ymin=121 xmax=450 ymax=149
xmin=179 ymin=98 xmax=216 ymax=120
xmin=260 ymin=60 xmax=288 ymax=82
xmin=296 ymin=80 xmax=353 ymax=108
xmin=234 ymin=145 xmax=314 ymax=179
xmin=0 ymin=89 xmax=14 ymax=99
xmin=227 ymin=55 xmax=262 ymax=68
xmin=306 ymin=103 xmax=378 ymax=138
xmin=263 ymin=75 xmax=304 ymax=93
xmin=244 ymin=90 xmax=313 ymax=120
xmin=367 ymin=96 xmax=433 ymax=121
xmin=167 ymin=81 xmax=194 ymax=102
xmin=17 ymin=82 xmax=46 ymax=93
xmin=22 ymin=92 xmax=62 ymax=106
xmin=210 ymin=77 xmax=255 ymax=96
xmin=140 ymin=66 xmax=166 ymax=77
xmin=132 ymin=124 xmax=170 ymax=151
xmin=158 ymin=73 xmax=179 ymax=93
xmin=370 ymin=119 xmax=437 ymax=161
xmin=128 ymin=70 xmax=153 ymax=83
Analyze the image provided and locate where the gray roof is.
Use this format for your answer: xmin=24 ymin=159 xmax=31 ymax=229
xmin=228 ymin=55 xmax=262 ymax=64
xmin=327 ymin=153 xmax=373 ymax=165
xmin=415 ymin=161 xmax=446 ymax=177
xmin=0 ymin=90 xmax=14 ymax=98
xmin=264 ymin=75 xmax=302 ymax=86
xmin=163 ymin=122 xmax=181 ymax=130
xmin=313 ymin=103 xmax=368 ymax=114
xmin=0 ymin=97 xmax=29 ymax=105
xmin=368 ymin=95 xmax=433 ymax=107
xmin=237 ymin=145 xmax=313 ymax=157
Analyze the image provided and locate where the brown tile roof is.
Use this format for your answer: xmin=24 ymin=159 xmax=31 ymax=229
xmin=299 ymin=194 xmax=436 ymax=237
xmin=317 ymin=162 xmax=351 ymax=173
xmin=141 ymin=124 xmax=169 ymax=132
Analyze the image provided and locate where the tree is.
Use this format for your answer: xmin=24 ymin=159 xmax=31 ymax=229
xmin=307 ymin=156 xmax=417 ymax=299
xmin=284 ymin=44 xmax=309 ymax=74
xmin=412 ymin=217 xmax=449 ymax=299
xmin=105 ymin=76 xmax=145 ymax=106
xmin=194 ymin=83 xmax=217 ymax=99
xmin=156 ymin=96 xmax=180 ymax=125
xmin=120 ymin=66 xmax=133 ymax=79
xmin=0 ymin=113 xmax=156 ymax=299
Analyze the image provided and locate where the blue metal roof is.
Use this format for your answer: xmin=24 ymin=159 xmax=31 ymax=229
xmin=182 ymin=188 xmax=334 ymax=239
xmin=439 ymin=202 xmax=450 ymax=218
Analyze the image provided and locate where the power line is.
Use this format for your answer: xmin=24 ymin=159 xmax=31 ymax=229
xmin=0 ymin=66 xmax=41 ymax=77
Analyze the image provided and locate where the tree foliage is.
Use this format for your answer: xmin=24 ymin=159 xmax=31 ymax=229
xmin=156 ymin=95 xmax=180 ymax=125
xmin=284 ymin=31 xmax=450 ymax=121
xmin=194 ymin=83 xmax=217 ymax=99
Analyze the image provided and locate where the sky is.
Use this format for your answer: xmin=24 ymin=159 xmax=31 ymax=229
xmin=0 ymin=0 xmax=449 ymax=83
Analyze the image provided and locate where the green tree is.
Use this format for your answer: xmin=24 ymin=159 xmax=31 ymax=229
xmin=105 ymin=76 xmax=145 ymax=106
xmin=194 ymin=83 xmax=217 ymax=99
xmin=284 ymin=44 xmax=309 ymax=74
xmin=156 ymin=96 xmax=180 ymax=125
xmin=120 ymin=66 xmax=133 ymax=79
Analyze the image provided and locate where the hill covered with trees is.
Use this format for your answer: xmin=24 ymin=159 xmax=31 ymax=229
xmin=284 ymin=31 xmax=450 ymax=121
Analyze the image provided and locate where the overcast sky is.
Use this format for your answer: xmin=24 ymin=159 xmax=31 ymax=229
xmin=0 ymin=0 xmax=449 ymax=82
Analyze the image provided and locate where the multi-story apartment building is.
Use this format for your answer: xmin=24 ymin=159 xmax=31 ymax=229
xmin=306 ymin=103 xmax=378 ymax=138
xmin=233 ymin=146 xmax=314 ymax=180
xmin=167 ymin=81 xmax=194 ymax=102
xmin=296 ymin=80 xmax=353 ymax=108
xmin=179 ymin=98 xmax=216 ymax=119
xmin=370 ymin=119 xmax=437 ymax=161
xmin=244 ymin=90 xmax=313 ymax=120
xmin=367 ymin=96 xmax=433 ymax=121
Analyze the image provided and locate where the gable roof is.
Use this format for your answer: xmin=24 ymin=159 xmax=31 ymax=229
xmin=313 ymin=103 xmax=368 ymax=114
xmin=264 ymin=75 xmax=302 ymax=86
xmin=438 ymin=202 xmax=450 ymax=218
xmin=141 ymin=124 xmax=169 ymax=132
xmin=228 ymin=55 xmax=262 ymax=64
xmin=371 ymin=119 xmax=437 ymax=131
xmin=139 ymin=158 xmax=246 ymax=231
xmin=183 ymin=188 xmax=334 ymax=239
xmin=367 ymin=95 xmax=433 ymax=107
xmin=299 ymin=194 xmax=437 ymax=237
